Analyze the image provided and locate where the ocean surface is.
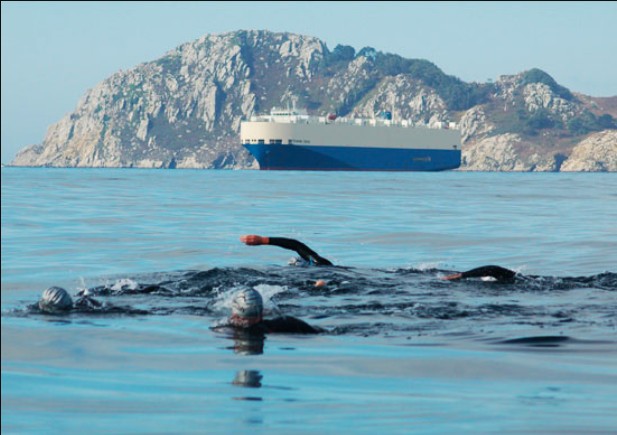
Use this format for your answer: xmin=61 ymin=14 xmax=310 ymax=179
xmin=2 ymin=167 xmax=616 ymax=434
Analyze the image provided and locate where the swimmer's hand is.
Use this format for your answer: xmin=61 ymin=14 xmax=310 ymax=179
xmin=240 ymin=235 xmax=270 ymax=246
xmin=441 ymin=273 xmax=463 ymax=281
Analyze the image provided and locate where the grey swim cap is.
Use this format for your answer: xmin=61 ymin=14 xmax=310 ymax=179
xmin=231 ymin=288 xmax=263 ymax=319
xmin=39 ymin=286 xmax=74 ymax=313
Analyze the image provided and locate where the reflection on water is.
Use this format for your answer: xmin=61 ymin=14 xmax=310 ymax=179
xmin=233 ymin=370 xmax=263 ymax=388
xmin=496 ymin=335 xmax=571 ymax=347
xmin=232 ymin=370 xmax=264 ymax=402
xmin=228 ymin=330 xmax=265 ymax=355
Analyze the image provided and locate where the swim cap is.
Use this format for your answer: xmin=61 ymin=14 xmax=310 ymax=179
xmin=231 ymin=288 xmax=263 ymax=319
xmin=39 ymin=286 xmax=74 ymax=313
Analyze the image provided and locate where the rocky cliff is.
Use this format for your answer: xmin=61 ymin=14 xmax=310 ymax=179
xmin=12 ymin=30 xmax=617 ymax=171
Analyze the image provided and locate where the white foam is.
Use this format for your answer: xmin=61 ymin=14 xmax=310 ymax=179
xmin=111 ymin=278 xmax=139 ymax=292
xmin=253 ymin=284 xmax=287 ymax=304
xmin=414 ymin=262 xmax=443 ymax=271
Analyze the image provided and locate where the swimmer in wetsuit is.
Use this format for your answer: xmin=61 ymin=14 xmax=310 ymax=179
xmin=214 ymin=288 xmax=322 ymax=334
xmin=240 ymin=235 xmax=333 ymax=266
xmin=37 ymin=286 xmax=102 ymax=313
xmin=242 ymin=235 xmax=517 ymax=283
xmin=441 ymin=265 xmax=517 ymax=282
xmin=36 ymin=286 xmax=147 ymax=315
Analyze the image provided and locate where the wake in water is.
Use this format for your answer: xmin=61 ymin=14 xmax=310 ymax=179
xmin=8 ymin=264 xmax=617 ymax=342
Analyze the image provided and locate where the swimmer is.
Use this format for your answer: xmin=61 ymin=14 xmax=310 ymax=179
xmin=242 ymin=235 xmax=517 ymax=283
xmin=38 ymin=286 xmax=75 ymax=313
xmin=240 ymin=235 xmax=333 ymax=266
xmin=441 ymin=265 xmax=517 ymax=282
xmin=35 ymin=286 xmax=151 ymax=315
xmin=37 ymin=286 xmax=102 ymax=313
xmin=215 ymin=288 xmax=322 ymax=334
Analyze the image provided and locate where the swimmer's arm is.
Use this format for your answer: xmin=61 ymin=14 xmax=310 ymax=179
xmin=441 ymin=272 xmax=463 ymax=281
xmin=240 ymin=235 xmax=333 ymax=266
xmin=442 ymin=266 xmax=516 ymax=282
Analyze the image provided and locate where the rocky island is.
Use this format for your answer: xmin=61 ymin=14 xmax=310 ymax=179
xmin=11 ymin=30 xmax=617 ymax=171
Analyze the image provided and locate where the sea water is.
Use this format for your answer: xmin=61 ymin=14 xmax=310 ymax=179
xmin=1 ymin=168 xmax=616 ymax=434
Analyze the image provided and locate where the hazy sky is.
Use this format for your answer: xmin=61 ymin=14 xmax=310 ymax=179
xmin=2 ymin=1 xmax=616 ymax=163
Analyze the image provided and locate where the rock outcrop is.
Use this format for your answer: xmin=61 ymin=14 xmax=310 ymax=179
xmin=561 ymin=130 xmax=617 ymax=171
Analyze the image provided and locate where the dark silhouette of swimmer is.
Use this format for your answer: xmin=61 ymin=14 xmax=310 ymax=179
xmin=441 ymin=265 xmax=517 ymax=282
xmin=213 ymin=288 xmax=322 ymax=334
xmin=241 ymin=235 xmax=333 ymax=266
xmin=241 ymin=235 xmax=517 ymax=283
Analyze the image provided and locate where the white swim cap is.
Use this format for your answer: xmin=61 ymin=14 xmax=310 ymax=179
xmin=231 ymin=288 xmax=263 ymax=319
xmin=39 ymin=286 xmax=74 ymax=313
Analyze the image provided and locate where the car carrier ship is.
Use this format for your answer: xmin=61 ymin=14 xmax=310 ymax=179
xmin=241 ymin=109 xmax=461 ymax=171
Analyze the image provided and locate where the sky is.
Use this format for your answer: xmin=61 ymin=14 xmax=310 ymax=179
xmin=2 ymin=1 xmax=616 ymax=163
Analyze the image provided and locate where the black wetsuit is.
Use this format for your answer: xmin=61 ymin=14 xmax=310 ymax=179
xmin=259 ymin=316 xmax=323 ymax=333
xmin=459 ymin=265 xmax=517 ymax=282
xmin=222 ymin=318 xmax=322 ymax=355
xmin=214 ymin=316 xmax=323 ymax=335
xmin=267 ymin=237 xmax=333 ymax=266
xmin=73 ymin=295 xmax=103 ymax=309
xmin=268 ymin=238 xmax=517 ymax=282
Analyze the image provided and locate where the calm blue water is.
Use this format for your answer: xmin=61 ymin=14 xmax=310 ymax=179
xmin=2 ymin=168 xmax=616 ymax=434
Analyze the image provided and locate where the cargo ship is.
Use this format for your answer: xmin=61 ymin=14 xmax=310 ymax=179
xmin=241 ymin=109 xmax=461 ymax=171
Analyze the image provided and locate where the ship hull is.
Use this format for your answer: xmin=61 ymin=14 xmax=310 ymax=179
xmin=244 ymin=144 xmax=461 ymax=171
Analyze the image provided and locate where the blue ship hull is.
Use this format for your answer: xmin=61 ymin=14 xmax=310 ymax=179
xmin=244 ymin=144 xmax=461 ymax=171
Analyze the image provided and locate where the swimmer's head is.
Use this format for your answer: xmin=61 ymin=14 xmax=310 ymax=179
xmin=230 ymin=288 xmax=263 ymax=327
xmin=39 ymin=286 xmax=74 ymax=313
